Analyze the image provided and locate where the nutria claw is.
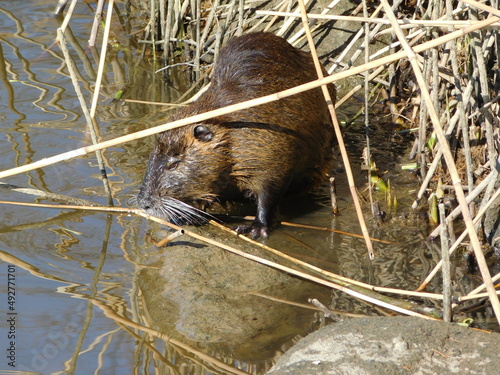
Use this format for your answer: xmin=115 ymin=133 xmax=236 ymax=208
xmin=235 ymin=222 xmax=270 ymax=239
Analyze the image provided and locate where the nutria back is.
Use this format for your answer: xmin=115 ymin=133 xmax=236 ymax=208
xmin=137 ymin=32 xmax=335 ymax=238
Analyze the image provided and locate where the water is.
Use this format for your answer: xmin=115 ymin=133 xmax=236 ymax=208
xmin=0 ymin=1 xmax=490 ymax=374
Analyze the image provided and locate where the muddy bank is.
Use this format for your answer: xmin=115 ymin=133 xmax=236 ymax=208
xmin=266 ymin=316 xmax=500 ymax=375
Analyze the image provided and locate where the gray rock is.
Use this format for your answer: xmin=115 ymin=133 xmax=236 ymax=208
xmin=267 ymin=316 xmax=500 ymax=375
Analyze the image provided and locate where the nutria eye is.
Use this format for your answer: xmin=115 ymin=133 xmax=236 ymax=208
xmin=165 ymin=157 xmax=181 ymax=171
xmin=167 ymin=162 xmax=179 ymax=170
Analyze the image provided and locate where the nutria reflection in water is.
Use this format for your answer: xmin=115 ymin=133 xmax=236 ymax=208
xmin=137 ymin=32 xmax=335 ymax=238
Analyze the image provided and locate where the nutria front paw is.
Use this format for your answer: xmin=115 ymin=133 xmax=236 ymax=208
xmin=235 ymin=222 xmax=269 ymax=239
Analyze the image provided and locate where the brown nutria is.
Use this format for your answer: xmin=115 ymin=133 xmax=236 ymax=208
xmin=137 ymin=32 xmax=335 ymax=238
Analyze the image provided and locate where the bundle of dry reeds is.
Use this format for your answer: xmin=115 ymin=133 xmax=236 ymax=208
xmin=1 ymin=0 xmax=499 ymax=329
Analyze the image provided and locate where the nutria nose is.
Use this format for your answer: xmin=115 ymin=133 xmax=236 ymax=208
xmin=136 ymin=191 xmax=152 ymax=210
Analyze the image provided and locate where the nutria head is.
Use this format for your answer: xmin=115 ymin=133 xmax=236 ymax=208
xmin=136 ymin=121 xmax=232 ymax=224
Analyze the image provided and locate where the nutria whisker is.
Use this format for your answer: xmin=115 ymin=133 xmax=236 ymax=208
xmin=156 ymin=197 xmax=212 ymax=225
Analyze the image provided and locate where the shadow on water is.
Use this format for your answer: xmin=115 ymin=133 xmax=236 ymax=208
xmin=0 ymin=1 xmax=495 ymax=374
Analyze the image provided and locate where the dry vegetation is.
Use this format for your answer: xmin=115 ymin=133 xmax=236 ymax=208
xmin=3 ymin=0 xmax=500 ymax=330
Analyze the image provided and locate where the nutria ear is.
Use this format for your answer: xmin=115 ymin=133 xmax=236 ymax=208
xmin=193 ymin=124 xmax=213 ymax=142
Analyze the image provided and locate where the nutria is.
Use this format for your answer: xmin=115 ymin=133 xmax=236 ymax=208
xmin=137 ymin=32 xmax=335 ymax=238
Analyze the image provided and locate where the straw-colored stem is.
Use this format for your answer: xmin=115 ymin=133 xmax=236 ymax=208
xmin=276 ymin=0 xmax=311 ymax=37
xmin=66 ymin=214 xmax=111 ymax=373
xmin=417 ymin=183 xmax=500 ymax=292
xmin=199 ymin=0 xmax=218 ymax=60
xmin=470 ymin=10 xmax=496 ymax=174
xmin=380 ymin=0 xmax=500 ymax=326
xmin=462 ymin=0 xmax=500 ymax=17
xmin=362 ymin=0 xmax=377 ymax=220
xmin=427 ymin=170 xmax=496 ymax=239
xmin=146 ymin=218 xmax=438 ymax=319
xmin=256 ymin=10 xmax=500 ymax=27
xmin=89 ymin=0 xmax=106 ymax=47
xmin=335 ymin=65 xmax=386 ymax=108
xmin=1 ymin=15 xmax=498 ymax=180
xmin=194 ymin=0 xmax=201 ymax=79
xmin=287 ymin=0 xmax=341 ymax=45
xmin=59 ymin=0 xmax=78 ymax=34
xmin=237 ymin=0 xmax=244 ymax=35
xmin=89 ymin=0 xmax=113 ymax=118
xmin=459 ymin=290 xmax=500 ymax=302
xmin=89 ymin=298 xmax=249 ymax=375
xmin=439 ymin=203 xmax=452 ymax=322
xmin=0 ymin=182 xmax=103 ymax=207
xmin=467 ymin=272 xmax=500 ymax=297
xmin=329 ymin=3 xmax=385 ymax=74
xmin=298 ymin=0 xmax=375 ymax=259
xmin=163 ymin=0 xmax=173 ymax=60
xmin=57 ymin=28 xmax=114 ymax=206
xmin=446 ymin=0 xmax=474 ymax=194
xmin=0 ymin=198 xmax=444 ymax=303
xmin=212 ymin=219 xmax=442 ymax=300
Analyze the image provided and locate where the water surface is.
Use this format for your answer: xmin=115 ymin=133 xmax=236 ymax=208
xmin=0 ymin=1 xmax=484 ymax=374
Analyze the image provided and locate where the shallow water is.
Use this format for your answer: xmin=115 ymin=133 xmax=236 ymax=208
xmin=0 ymin=1 xmax=493 ymax=374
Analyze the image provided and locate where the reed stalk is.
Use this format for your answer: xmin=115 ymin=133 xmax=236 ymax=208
xmin=4 ymin=0 xmax=500 ymax=329
xmin=2 ymin=15 xmax=496 ymax=180
xmin=0 ymin=199 xmax=444 ymax=309
xmin=380 ymin=0 xmax=500 ymax=326
xmin=57 ymin=8 xmax=115 ymax=206
xmin=297 ymin=0 xmax=375 ymax=259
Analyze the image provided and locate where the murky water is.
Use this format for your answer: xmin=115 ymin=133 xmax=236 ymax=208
xmin=0 ymin=1 xmax=492 ymax=374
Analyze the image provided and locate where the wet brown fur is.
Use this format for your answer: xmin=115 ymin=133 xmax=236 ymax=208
xmin=137 ymin=32 xmax=336 ymax=237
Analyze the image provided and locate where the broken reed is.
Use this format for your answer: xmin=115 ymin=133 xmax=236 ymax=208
xmin=135 ymin=0 xmax=499 ymax=213
xmin=15 ymin=0 xmax=496 ymax=323
xmin=56 ymin=0 xmax=500 ymax=253
xmin=132 ymin=0 xmax=500 ymax=322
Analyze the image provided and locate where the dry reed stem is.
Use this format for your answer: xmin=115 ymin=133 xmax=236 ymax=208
xmin=57 ymin=1 xmax=116 ymax=204
xmin=278 ymin=220 xmax=394 ymax=244
xmin=380 ymin=0 xmax=500 ymax=326
xmin=249 ymin=292 xmax=345 ymax=315
xmin=89 ymin=0 xmax=114 ymax=119
xmin=439 ymin=203 xmax=452 ymax=322
xmin=256 ymin=10 xmax=500 ymax=28
xmin=57 ymin=28 xmax=114 ymax=206
xmin=297 ymin=0 xmax=374 ymax=259
xmin=0 ymin=199 xmax=444 ymax=310
xmin=417 ymin=185 xmax=500 ymax=292
xmin=328 ymin=3 xmax=385 ymax=74
xmin=427 ymin=162 xmax=497 ymax=240
xmin=0 ymin=248 xmax=67 ymax=283
xmin=411 ymin=93 xmax=469 ymax=211
xmin=466 ymin=272 xmax=500 ymax=298
xmin=89 ymin=0 xmax=106 ymax=47
xmin=210 ymin=219 xmax=442 ymax=300
xmin=2 ymin=16 xmax=496 ymax=179
xmin=0 ymin=182 xmax=103 ymax=207
xmin=276 ymin=0 xmax=312 ymax=37
xmin=459 ymin=291 xmax=500 ymax=302
xmin=287 ymin=0 xmax=340 ymax=45
xmin=362 ymin=0 xmax=376 ymax=222
xmin=58 ymin=0 xmax=78 ymax=34
xmin=371 ymin=3 xmax=472 ymax=59
xmin=335 ymin=65 xmax=386 ymax=108
xmin=143 ymin=216 xmax=440 ymax=319
xmin=461 ymin=0 xmax=500 ymax=17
